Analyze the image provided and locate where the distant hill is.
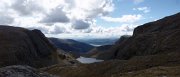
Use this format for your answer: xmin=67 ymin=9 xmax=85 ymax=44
xmin=83 ymin=35 xmax=131 ymax=58
xmin=84 ymin=45 xmax=113 ymax=58
xmin=95 ymin=35 xmax=131 ymax=60
xmin=49 ymin=38 xmax=94 ymax=56
xmin=76 ymin=38 xmax=118 ymax=46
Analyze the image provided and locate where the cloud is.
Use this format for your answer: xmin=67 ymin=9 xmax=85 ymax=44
xmin=39 ymin=0 xmax=114 ymax=29
xmin=66 ymin=0 xmax=114 ymax=19
xmin=80 ymin=24 xmax=136 ymax=35
xmin=0 ymin=0 xmax=15 ymax=24
xmin=134 ymin=0 xmax=144 ymax=4
xmin=0 ymin=0 xmax=114 ymax=25
xmin=26 ymin=25 xmax=50 ymax=34
xmin=133 ymin=7 xmax=150 ymax=13
xmin=23 ymin=24 xmax=70 ymax=34
xmin=0 ymin=0 xmax=138 ymax=39
xmin=11 ymin=0 xmax=44 ymax=16
xmin=101 ymin=14 xmax=142 ymax=23
xmin=46 ymin=24 xmax=137 ymax=39
xmin=101 ymin=24 xmax=136 ymax=33
xmin=71 ymin=20 xmax=90 ymax=29
xmin=40 ymin=7 xmax=70 ymax=23
xmin=0 ymin=15 xmax=14 ymax=25
xmin=25 ymin=22 xmax=137 ymax=38
xmin=48 ymin=25 xmax=68 ymax=34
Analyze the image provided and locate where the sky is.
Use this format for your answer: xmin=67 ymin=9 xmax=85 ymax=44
xmin=0 ymin=0 xmax=179 ymax=39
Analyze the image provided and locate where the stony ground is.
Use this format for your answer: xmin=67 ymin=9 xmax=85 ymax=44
xmin=0 ymin=65 xmax=58 ymax=77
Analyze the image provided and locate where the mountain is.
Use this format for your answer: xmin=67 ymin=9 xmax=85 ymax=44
xmin=93 ymin=35 xmax=131 ymax=60
xmin=93 ymin=13 xmax=180 ymax=60
xmin=84 ymin=35 xmax=131 ymax=59
xmin=1 ymin=12 xmax=180 ymax=77
xmin=84 ymin=45 xmax=113 ymax=58
xmin=114 ymin=35 xmax=131 ymax=44
xmin=0 ymin=25 xmax=58 ymax=68
xmin=76 ymin=38 xmax=118 ymax=46
xmin=49 ymin=38 xmax=94 ymax=56
xmin=43 ymin=13 xmax=180 ymax=77
xmin=108 ymin=12 xmax=180 ymax=60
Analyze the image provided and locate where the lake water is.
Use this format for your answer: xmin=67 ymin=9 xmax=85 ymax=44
xmin=77 ymin=56 xmax=104 ymax=64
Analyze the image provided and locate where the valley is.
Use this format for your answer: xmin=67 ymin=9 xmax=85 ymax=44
xmin=0 ymin=8 xmax=180 ymax=77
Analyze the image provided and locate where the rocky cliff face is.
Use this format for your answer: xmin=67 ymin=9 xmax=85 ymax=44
xmin=0 ymin=25 xmax=58 ymax=68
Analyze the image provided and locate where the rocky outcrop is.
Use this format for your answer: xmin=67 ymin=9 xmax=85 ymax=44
xmin=0 ymin=65 xmax=58 ymax=77
xmin=0 ymin=25 xmax=58 ymax=68
xmin=114 ymin=35 xmax=131 ymax=44
xmin=94 ymin=13 xmax=180 ymax=60
xmin=106 ymin=12 xmax=180 ymax=60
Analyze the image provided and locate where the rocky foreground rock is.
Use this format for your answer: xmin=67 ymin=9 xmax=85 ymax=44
xmin=0 ymin=65 xmax=58 ymax=77
xmin=0 ymin=25 xmax=58 ymax=68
